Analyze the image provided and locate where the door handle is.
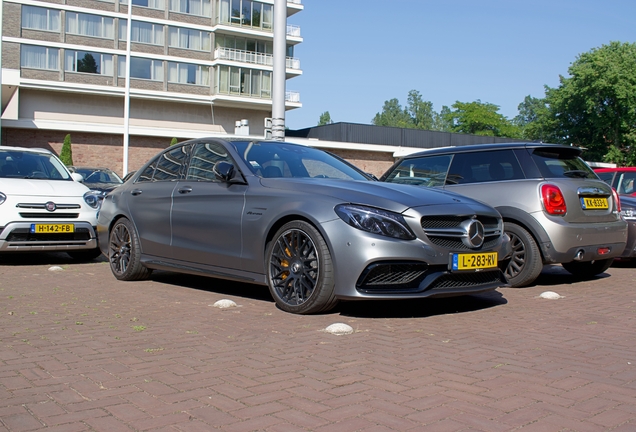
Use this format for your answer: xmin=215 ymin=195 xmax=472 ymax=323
xmin=131 ymin=189 xmax=142 ymax=196
xmin=178 ymin=186 xmax=193 ymax=194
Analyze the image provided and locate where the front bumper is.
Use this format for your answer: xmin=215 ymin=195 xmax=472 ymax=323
xmin=0 ymin=221 xmax=98 ymax=252
xmin=320 ymin=218 xmax=511 ymax=301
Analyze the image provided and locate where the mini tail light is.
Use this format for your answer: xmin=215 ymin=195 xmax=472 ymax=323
xmin=612 ymin=188 xmax=621 ymax=213
xmin=541 ymin=184 xmax=567 ymax=215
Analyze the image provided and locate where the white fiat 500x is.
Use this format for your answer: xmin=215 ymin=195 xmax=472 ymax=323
xmin=0 ymin=146 xmax=103 ymax=261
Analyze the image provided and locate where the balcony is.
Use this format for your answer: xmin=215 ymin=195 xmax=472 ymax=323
xmin=215 ymin=48 xmax=301 ymax=70
xmin=286 ymin=25 xmax=301 ymax=38
xmin=285 ymin=91 xmax=300 ymax=103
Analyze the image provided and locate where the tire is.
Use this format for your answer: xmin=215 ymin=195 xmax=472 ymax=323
xmin=561 ymin=258 xmax=613 ymax=278
xmin=67 ymin=248 xmax=103 ymax=262
xmin=266 ymin=221 xmax=338 ymax=314
xmin=503 ymin=222 xmax=543 ymax=288
xmin=108 ymin=217 xmax=152 ymax=281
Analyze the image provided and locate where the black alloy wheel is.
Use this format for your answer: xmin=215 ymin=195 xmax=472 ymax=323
xmin=266 ymin=221 xmax=337 ymax=314
xmin=503 ymin=222 xmax=543 ymax=288
xmin=108 ymin=217 xmax=152 ymax=281
xmin=561 ymin=258 xmax=613 ymax=278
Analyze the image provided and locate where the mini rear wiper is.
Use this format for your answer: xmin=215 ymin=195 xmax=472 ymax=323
xmin=563 ymin=170 xmax=589 ymax=178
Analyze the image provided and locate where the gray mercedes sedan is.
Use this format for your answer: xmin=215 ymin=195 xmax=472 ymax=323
xmin=97 ymin=139 xmax=511 ymax=314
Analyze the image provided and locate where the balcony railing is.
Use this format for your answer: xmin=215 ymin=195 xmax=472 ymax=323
xmin=285 ymin=91 xmax=300 ymax=103
xmin=288 ymin=0 xmax=302 ymax=4
xmin=215 ymin=48 xmax=300 ymax=70
xmin=286 ymin=25 xmax=301 ymax=37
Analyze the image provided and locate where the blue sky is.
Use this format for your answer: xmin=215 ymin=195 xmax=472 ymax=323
xmin=285 ymin=0 xmax=636 ymax=130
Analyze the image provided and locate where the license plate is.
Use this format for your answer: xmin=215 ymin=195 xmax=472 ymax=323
xmin=581 ymin=197 xmax=608 ymax=210
xmin=451 ymin=252 xmax=498 ymax=271
xmin=31 ymin=224 xmax=75 ymax=233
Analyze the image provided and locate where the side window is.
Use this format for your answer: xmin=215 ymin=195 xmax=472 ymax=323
xmin=449 ymin=150 xmax=524 ymax=184
xmin=186 ymin=142 xmax=232 ymax=181
xmin=618 ymin=172 xmax=636 ymax=194
xmin=139 ymin=145 xmax=189 ymax=182
xmin=384 ymin=155 xmax=452 ymax=187
xmin=596 ymin=172 xmax=614 ymax=186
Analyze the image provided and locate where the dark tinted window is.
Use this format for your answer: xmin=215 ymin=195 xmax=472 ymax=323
xmin=448 ymin=150 xmax=525 ymax=184
xmin=596 ymin=172 xmax=615 ymax=185
xmin=530 ymin=149 xmax=596 ymax=179
xmin=186 ymin=142 xmax=233 ymax=181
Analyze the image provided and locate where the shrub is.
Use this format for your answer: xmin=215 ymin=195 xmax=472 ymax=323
xmin=60 ymin=134 xmax=73 ymax=166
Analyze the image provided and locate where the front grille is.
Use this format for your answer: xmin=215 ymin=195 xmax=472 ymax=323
xmin=6 ymin=227 xmax=92 ymax=242
xmin=16 ymin=203 xmax=81 ymax=210
xmin=421 ymin=215 xmax=501 ymax=250
xmin=19 ymin=213 xmax=80 ymax=219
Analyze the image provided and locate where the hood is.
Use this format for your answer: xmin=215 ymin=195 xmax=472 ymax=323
xmin=0 ymin=178 xmax=90 ymax=197
xmin=259 ymin=178 xmax=486 ymax=213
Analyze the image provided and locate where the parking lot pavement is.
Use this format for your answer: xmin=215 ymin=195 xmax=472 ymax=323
xmin=0 ymin=254 xmax=635 ymax=432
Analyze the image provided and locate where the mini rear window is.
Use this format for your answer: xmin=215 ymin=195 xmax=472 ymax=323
xmin=530 ymin=149 xmax=596 ymax=179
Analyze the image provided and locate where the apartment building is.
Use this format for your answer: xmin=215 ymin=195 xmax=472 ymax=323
xmin=0 ymin=0 xmax=303 ymax=172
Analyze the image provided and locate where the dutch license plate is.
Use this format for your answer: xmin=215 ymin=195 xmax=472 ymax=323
xmin=451 ymin=252 xmax=498 ymax=271
xmin=31 ymin=224 xmax=75 ymax=233
xmin=581 ymin=197 xmax=608 ymax=210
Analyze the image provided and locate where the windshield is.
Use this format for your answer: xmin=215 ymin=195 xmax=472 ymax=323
xmin=0 ymin=150 xmax=72 ymax=180
xmin=232 ymin=141 xmax=370 ymax=181
xmin=75 ymin=168 xmax=123 ymax=184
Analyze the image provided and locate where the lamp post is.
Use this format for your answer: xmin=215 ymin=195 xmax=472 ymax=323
xmin=271 ymin=0 xmax=286 ymax=141
xmin=122 ymin=0 xmax=133 ymax=175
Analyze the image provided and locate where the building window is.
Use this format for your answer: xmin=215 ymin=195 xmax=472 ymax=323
xmin=168 ymin=62 xmax=209 ymax=85
xmin=21 ymin=45 xmax=59 ymax=70
xmin=215 ymin=34 xmax=271 ymax=54
xmin=66 ymin=12 xmax=114 ymax=39
xmin=218 ymin=0 xmax=272 ymax=30
xmin=119 ymin=57 xmax=164 ymax=81
xmin=21 ymin=6 xmax=60 ymax=32
xmin=168 ymin=27 xmax=210 ymax=51
xmin=119 ymin=21 xmax=164 ymax=45
xmin=120 ymin=0 xmax=165 ymax=10
xmin=218 ymin=65 xmax=270 ymax=98
xmin=170 ymin=0 xmax=211 ymax=17
xmin=65 ymin=50 xmax=113 ymax=75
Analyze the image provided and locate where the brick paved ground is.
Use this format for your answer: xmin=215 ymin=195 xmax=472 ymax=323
xmin=0 ymin=253 xmax=635 ymax=431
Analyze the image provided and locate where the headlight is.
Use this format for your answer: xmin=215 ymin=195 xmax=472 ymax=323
xmin=0 ymin=192 xmax=5 ymax=205
xmin=83 ymin=190 xmax=106 ymax=209
xmin=621 ymin=207 xmax=636 ymax=220
xmin=335 ymin=204 xmax=416 ymax=240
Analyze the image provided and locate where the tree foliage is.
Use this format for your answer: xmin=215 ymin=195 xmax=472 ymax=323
xmin=445 ymin=100 xmax=521 ymax=138
xmin=317 ymin=111 xmax=333 ymax=126
xmin=170 ymin=137 xmax=178 ymax=146
xmin=60 ymin=134 xmax=73 ymax=166
xmin=541 ymin=41 xmax=636 ymax=165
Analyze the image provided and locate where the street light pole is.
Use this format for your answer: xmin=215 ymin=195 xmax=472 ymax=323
xmin=122 ymin=0 xmax=133 ymax=175
xmin=271 ymin=0 xmax=286 ymax=141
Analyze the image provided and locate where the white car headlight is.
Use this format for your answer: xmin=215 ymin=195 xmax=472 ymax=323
xmin=83 ymin=190 xmax=106 ymax=209
xmin=335 ymin=204 xmax=416 ymax=240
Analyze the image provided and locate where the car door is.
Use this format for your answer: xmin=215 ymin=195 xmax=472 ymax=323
xmin=126 ymin=145 xmax=188 ymax=258
xmin=170 ymin=141 xmax=247 ymax=269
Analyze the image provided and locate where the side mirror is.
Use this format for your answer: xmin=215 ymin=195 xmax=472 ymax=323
xmin=213 ymin=161 xmax=235 ymax=182
xmin=71 ymin=172 xmax=84 ymax=182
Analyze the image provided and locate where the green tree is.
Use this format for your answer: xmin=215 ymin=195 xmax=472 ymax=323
xmin=372 ymin=98 xmax=411 ymax=128
xmin=59 ymin=134 xmax=73 ymax=166
xmin=170 ymin=137 xmax=178 ymax=146
xmin=514 ymin=95 xmax=551 ymax=141
xmin=406 ymin=90 xmax=437 ymax=130
xmin=77 ymin=53 xmax=98 ymax=74
xmin=445 ymin=100 xmax=521 ymax=138
xmin=317 ymin=111 xmax=333 ymax=126
xmin=541 ymin=41 xmax=636 ymax=165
